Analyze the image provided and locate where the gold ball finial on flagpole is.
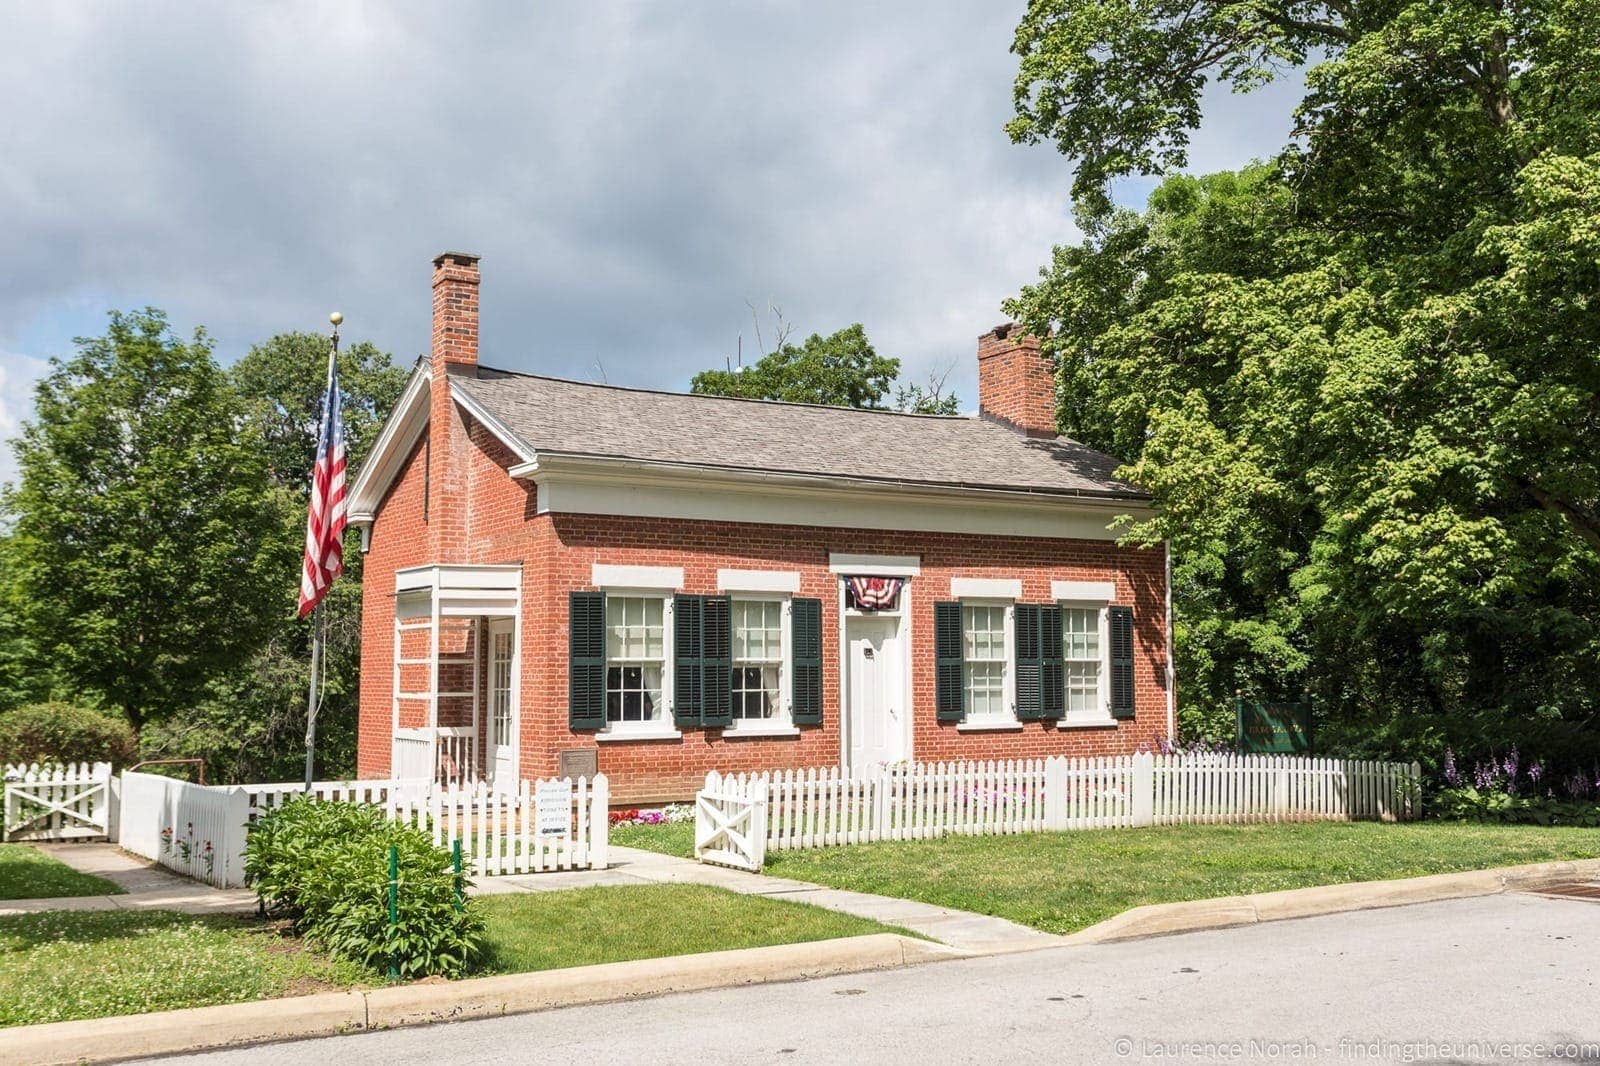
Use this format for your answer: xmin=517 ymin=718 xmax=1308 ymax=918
xmin=329 ymin=311 xmax=343 ymax=326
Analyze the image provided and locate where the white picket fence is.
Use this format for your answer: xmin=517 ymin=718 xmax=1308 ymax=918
xmin=119 ymin=771 xmax=609 ymax=888
xmin=697 ymin=753 xmax=1421 ymax=865
xmin=3 ymin=762 xmax=115 ymax=842
xmin=387 ymin=777 xmax=608 ymax=875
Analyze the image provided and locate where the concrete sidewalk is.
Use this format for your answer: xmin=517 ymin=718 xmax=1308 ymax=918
xmin=1 ymin=843 xmax=257 ymax=915
xmin=476 ymin=845 xmax=1064 ymax=953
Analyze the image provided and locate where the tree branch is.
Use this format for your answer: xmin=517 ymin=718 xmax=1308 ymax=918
xmin=1522 ymin=480 xmax=1600 ymax=555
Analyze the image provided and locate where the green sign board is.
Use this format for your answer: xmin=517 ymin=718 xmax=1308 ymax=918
xmin=1235 ymin=699 xmax=1313 ymax=754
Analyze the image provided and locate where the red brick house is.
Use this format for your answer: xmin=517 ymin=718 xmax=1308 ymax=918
xmin=351 ymin=252 xmax=1172 ymax=803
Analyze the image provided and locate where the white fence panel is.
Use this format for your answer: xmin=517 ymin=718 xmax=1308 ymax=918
xmin=119 ymin=771 xmax=248 ymax=887
xmin=3 ymin=762 xmax=114 ymax=842
xmin=119 ymin=773 xmax=610 ymax=888
xmin=703 ymin=753 xmax=1421 ymax=867
xmin=383 ymin=774 xmax=607 ymax=877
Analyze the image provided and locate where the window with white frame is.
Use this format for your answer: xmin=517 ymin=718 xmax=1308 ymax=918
xmin=962 ymin=603 xmax=1009 ymax=722
xmin=605 ymin=595 xmax=665 ymax=725
xmin=1062 ymin=604 xmax=1107 ymax=721
xmin=730 ymin=598 xmax=784 ymax=724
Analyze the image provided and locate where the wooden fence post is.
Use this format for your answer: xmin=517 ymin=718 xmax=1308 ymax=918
xmin=590 ymin=774 xmax=610 ymax=869
xmin=1044 ymin=757 xmax=1067 ymax=831
xmin=1131 ymin=752 xmax=1155 ymax=827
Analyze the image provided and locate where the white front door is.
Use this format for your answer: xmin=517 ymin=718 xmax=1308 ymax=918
xmin=487 ymin=619 xmax=517 ymax=787
xmin=845 ymin=615 xmax=905 ymax=774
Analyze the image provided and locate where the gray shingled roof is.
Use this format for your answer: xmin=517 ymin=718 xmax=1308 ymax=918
xmin=452 ymin=364 xmax=1146 ymax=500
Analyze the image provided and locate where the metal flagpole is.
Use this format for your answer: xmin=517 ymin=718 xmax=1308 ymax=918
xmin=304 ymin=313 xmax=343 ymax=789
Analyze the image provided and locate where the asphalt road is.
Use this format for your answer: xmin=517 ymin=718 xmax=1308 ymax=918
xmin=155 ymin=893 xmax=1600 ymax=1065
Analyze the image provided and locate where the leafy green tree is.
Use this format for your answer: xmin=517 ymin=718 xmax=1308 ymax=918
xmin=231 ymin=332 xmax=408 ymax=488
xmin=4 ymin=310 xmax=293 ymax=741
xmin=692 ymin=324 xmax=900 ymax=407
xmin=692 ymin=323 xmax=962 ymax=414
xmin=142 ymin=332 xmax=406 ymax=782
xmin=1006 ymin=0 xmax=1600 ymax=770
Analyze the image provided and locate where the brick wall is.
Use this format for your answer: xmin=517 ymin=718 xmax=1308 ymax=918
xmin=358 ymin=409 xmax=1170 ymax=800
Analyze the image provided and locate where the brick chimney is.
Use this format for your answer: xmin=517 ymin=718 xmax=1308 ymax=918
xmin=977 ymin=323 xmax=1056 ymax=437
xmin=431 ymin=251 xmax=481 ymax=374
xmin=427 ymin=251 xmax=480 ymax=559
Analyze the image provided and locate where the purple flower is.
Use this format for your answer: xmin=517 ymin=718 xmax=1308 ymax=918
xmin=1502 ymin=748 xmax=1520 ymax=782
xmin=1442 ymin=749 xmax=1460 ymax=787
xmin=1528 ymin=761 xmax=1543 ymax=785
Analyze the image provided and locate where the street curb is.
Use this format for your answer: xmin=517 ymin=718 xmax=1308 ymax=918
xmin=1060 ymin=857 xmax=1600 ymax=945
xmin=0 ymin=933 xmax=960 ymax=1066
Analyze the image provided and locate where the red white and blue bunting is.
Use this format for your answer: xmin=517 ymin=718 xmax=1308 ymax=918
xmin=846 ymin=576 xmax=903 ymax=611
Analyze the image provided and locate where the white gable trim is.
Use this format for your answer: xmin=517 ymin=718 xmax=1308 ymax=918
xmin=347 ymin=365 xmax=431 ymax=524
xmin=449 ymin=381 xmax=537 ymax=465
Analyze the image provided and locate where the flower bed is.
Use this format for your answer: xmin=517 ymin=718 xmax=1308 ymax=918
xmin=608 ymin=803 xmax=693 ymax=827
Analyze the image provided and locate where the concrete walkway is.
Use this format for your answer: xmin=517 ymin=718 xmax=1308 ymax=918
xmin=475 ymin=845 xmax=1064 ymax=954
xmin=1 ymin=843 xmax=257 ymax=915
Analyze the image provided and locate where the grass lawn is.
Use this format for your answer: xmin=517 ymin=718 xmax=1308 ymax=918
xmin=612 ymin=820 xmax=1600 ymax=935
xmin=0 ymin=910 xmax=366 ymax=1027
xmin=474 ymin=883 xmax=908 ymax=974
xmin=0 ymin=844 xmax=123 ymax=901
xmin=0 ymin=883 xmax=906 ymax=1026
xmin=611 ymin=819 xmax=695 ymax=859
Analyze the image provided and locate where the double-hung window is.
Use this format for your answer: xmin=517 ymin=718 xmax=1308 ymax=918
xmin=961 ymin=603 xmax=1011 ymax=723
xmin=1061 ymin=604 xmax=1109 ymax=723
xmin=730 ymin=598 xmax=784 ymax=725
xmin=605 ymin=595 xmax=665 ymax=727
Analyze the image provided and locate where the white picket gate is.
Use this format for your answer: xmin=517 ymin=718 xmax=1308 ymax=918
xmin=695 ymin=772 xmax=767 ymax=870
xmin=118 ymin=772 xmax=609 ymax=887
xmin=3 ymin=762 xmax=114 ymax=842
xmin=696 ymin=753 xmax=1421 ymax=866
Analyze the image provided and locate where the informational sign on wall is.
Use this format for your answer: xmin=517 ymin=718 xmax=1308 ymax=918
xmin=1236 ymin=699 xmax=1314 ymax=754
xmin=536 ymin=779 xmax=573 ymax=837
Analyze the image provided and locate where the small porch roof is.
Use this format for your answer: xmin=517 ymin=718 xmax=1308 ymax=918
xmin=395 ymin=564 xmax=522 ymax=618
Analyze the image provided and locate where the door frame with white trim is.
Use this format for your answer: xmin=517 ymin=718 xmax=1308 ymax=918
xmin=486 ymin=617 xmax=519 ymax=788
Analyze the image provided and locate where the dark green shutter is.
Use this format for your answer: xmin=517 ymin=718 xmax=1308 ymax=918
xmin=673 ymin=594 xmax=704 ymax=728
xmin=700 ymin=595 xmax=733 ymax=727
xmin=791 ymin=597 xmax=823 ymax=725
xmin=934 ymin=601 xmax=964 ymax=722
xmin=568 ymin=591 xmax=606 ymax=730
xmin=1014 ymin=603 xmax=1043 ymax=720
xmin=1109 ymin=605 xmax=1135 ymax=719
xmin=1040 ymin=605 xmax=1065 ymax=719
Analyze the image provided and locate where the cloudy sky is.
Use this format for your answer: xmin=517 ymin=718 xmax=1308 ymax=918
xmin=0 ymin=3 xmax=1303 ymax=486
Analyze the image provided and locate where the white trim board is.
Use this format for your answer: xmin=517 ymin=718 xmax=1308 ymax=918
xmin=828 ymin=553 xmax=922 ymax=576
xmin=591 ymin=564 xmax=684 ymax=590
xmin=525 ymin=458 xmax=1149 ymax=542
xmin=718 ymin=569 xmax=801 ymax=593
xmin=950 ymin=577 xmax=1022 ymax=599
xmin=1052 ymin=580 xmax=1117 ymax=602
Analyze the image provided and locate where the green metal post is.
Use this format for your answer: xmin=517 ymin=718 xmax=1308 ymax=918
xmin=452 ymin=838 xmax=464 ymax=911
xmin=387 ymin=844 xmax=399 ymax=979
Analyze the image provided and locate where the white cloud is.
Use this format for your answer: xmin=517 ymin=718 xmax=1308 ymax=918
xmin=0 ymin=351 xmax=49 ymax=490
xmin=0 ymin=2 xmax=1301 ymax=415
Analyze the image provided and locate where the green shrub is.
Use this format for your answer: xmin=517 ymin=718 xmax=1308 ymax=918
xmin=243 ymin=798 xmax=482 ymax=979
xmin=1432 ymin=786 xmax=1600 ymax=827
xmin=0 ymin=703 xmax=136 ymax=767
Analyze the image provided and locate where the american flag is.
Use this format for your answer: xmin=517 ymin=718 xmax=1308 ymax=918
xmin=297 ymin=345 xmax=347 ymax=617
xmin=847 ymin=576 xmax=903 ymax=611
